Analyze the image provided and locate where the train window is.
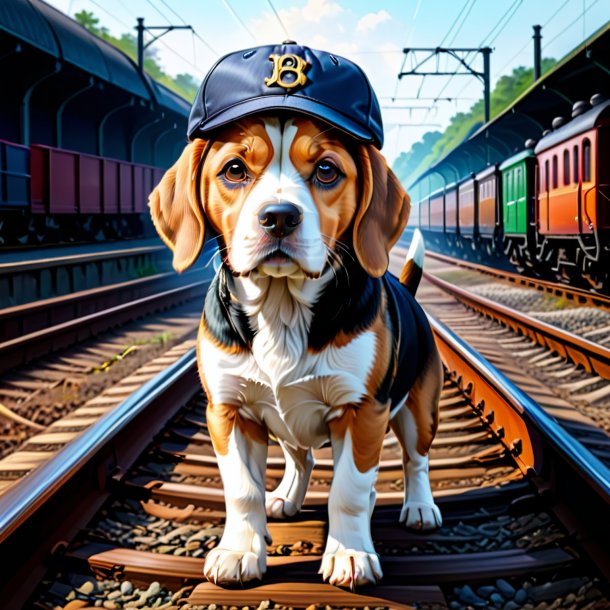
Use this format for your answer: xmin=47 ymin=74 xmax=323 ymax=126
xmin=545 ymin=159 xmax=549 ymax=192
xmin=563 ymin=150 xmax=570 ymax=185
xmin=583 ymin=139 xmax=591 ymax=182
xmin=552 ymin=155 xmax=558 ymax=189
xmin=573 ymin=146 xmax=579 ymax=183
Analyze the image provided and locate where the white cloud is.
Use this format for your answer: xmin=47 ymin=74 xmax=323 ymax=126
xmin=356 ymin=10 xmax=392 ymax=33
xmin=299 ymin=0 xmax=344 ymax=23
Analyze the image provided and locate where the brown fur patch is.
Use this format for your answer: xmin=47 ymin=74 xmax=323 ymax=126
xmin=206 ymin=402 xmax=268 ymax=456
xmin=406 ymin=349 xmax=442 ymax=456
xmin=328 ymin=397 xmax=390 ymax=473
xmin=288 ymin=118 xmax=359 ymax=248
xmin=201 ymin=119 xmax=274 ymax=247
xmin=353 ymin=146 xmax=411 ymax=278
xmin=148 ymin=139 xmax=209 ymax=272
xmin=366 ymin=299 xmax=392 ymax=397
xmin=400 ymin=259 xmax=422 ymax=296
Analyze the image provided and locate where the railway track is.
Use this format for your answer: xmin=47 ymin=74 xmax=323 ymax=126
xmin=0 ymin=264 xmax=209 ymax=375
xmin=0 ymin=241 xmax=214 ymax=489
xmin=0 ymin=306 xmax=608 ymax=609
xmin=425 ymin=250 xmax=610 ymax=313
xmin=388 ymin=248 xmax=610 ymax=470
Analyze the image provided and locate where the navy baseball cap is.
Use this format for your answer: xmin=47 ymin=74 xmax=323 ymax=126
xmin=187 ymin=41 xmax=384 ymax=149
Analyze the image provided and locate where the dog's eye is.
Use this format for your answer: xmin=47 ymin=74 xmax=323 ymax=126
xmin=314 ymin=160 xmax=341 ymax=186
xmin=222 ymin=159 xmax=249 ymax=183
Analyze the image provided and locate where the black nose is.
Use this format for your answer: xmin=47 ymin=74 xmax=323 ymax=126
xmin=258 ymin=202 xmax=303 ymax=239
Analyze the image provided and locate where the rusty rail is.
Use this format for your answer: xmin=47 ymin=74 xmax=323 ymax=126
xmin=429 ymin=315 xmax=610 ymax=501
xmin=425 ymin=271 xmax=610 ymax=380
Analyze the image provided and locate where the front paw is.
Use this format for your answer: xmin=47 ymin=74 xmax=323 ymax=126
xmin=319 ymin=550 xmax=383 ymax=589
xmin=265 ymin=494 xmax=298 ymax=518
xmin=400 ymin=501 xmax=442 ymax=530
xmin=203 ymin=548 xmax=265 ymax=585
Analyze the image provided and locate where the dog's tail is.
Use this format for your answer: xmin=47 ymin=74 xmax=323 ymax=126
xmin=399 ymin=228 xmax=425 ymax=296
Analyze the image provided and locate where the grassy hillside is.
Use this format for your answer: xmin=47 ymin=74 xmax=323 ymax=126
xmin=74 ymin=10 xmax=199 ymax=102
xmin=393 ymin=58 xmax=556 ymax=187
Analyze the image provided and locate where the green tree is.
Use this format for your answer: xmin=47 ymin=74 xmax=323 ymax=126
xmin=392 ymin=58 xmax=556 ymax=187
xmin=74 ymin=10 xmax=198 ymax=102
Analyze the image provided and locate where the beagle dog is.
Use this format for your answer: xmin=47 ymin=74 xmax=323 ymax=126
xmin=149 ymin=114 xmax=442 ymax=589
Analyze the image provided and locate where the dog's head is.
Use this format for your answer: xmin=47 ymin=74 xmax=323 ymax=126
xmin=150 ymin=114 xmax=409 ymax=280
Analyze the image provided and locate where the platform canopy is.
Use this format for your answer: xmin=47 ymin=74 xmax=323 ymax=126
xmin=0 ymin=0 xmax=193 ymax=115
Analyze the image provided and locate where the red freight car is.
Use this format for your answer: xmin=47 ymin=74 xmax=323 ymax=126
xmin=30 ymin=144 xmax=161 ymax=216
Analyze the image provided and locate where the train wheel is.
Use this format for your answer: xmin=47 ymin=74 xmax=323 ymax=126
xmin=581 ymin=256 xmax=607 ymax=291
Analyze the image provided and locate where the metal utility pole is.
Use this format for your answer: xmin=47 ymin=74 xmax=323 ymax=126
xmin=135 ymin=18 xmax=193 ymax=72
xmin=399 ymin=47 xmax=493 ymax=123
xmin=533 ymin=25 xmax=542 ymax=81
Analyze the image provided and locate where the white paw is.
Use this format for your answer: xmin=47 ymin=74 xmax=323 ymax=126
xmin=265 ymin=494 xmax=298 ymax=518
xmin=400 ymin=501 xmax=442 ymax=530
xmin=319 ymin=550 xmax=383 ymax=589
xmin=203 ymin=548 xmax=265 ymax=585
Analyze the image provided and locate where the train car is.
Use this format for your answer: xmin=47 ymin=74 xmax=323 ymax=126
xmin=535 ymin=95 xmax=610 ymax=287
xmin=458 ymin=175 xmax=476 ymax=243
xmin=0 ymin=0 xmax=189 ymax=246
xmin=499 ymin=148 xmax=537 ymax=270
xmin=475 ymin=165 xmax=501 ymax=255
xmin=429 ymin=187 xmax=445 ymax=233
xmin=0 ymin=140 xmax=30 ymax=210
xmin=419 ymin=194 xmax=430 ymax=231
xmin=444 ymin=182 xmax=458 ymax=235
xmin=30 ymin=144 xmax=162 ymax=216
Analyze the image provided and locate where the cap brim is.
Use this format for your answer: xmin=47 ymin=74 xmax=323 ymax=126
xmin=188 ymin=95 xmax=381 ymax=148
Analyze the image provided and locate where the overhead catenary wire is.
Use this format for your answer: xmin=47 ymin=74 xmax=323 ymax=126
xmin=153 ymin=33 xmax=207 ymax=76
xmin=418 ymin=0 xmax=521 ymax=126
xmin=266 ymin=0 xmax=290 ymax=39
xmin=156 ymin=0 xmax=219 ymax=55
xmin=145 ymin=0 xmax=172 ymax=23
xmin=447 ymin=0 xmax=477 ymax=47
xmin=491 ymin=0 xmax=598 ymax=80
xmin=144 ymin=0 xmax=218 ymax=61
xmin=542 ymin=0 xmax=602 ymax=50
xmin=221 ymin=0 xmax=257 ymax=43
xmin=92 ymin=0 xmax=206 ymax=76
xmin=89 ymin=0 xmax=131 ymax=31
xmin=438 ymin=0 xmax=473 ymax=47
xmin=431 ymin=0 xmax=522 ymax=114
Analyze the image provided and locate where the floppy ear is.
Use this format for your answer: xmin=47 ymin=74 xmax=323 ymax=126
xmin=353 ymin=145 xmax=411 ymax=278
xmin=149 ymin=139 xmax=209 ymax=273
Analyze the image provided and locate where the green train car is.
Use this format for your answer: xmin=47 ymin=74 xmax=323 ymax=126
xmin=499 ymin=148 xmax=537 ymax=269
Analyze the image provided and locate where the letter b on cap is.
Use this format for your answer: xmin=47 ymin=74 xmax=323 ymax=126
xmin=265 ymin=54 xmax=309 ymax=90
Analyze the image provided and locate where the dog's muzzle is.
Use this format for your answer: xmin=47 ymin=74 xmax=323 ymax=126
xmin=258 ymin=202 xmax=303 ymax=239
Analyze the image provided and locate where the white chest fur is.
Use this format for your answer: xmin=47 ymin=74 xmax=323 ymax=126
xmin=199 ymin=273 xmax=376 ymax=448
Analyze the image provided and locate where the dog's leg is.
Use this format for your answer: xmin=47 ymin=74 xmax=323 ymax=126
xmin=320 ymin=402 xmax=387 ymax=589
xmin=390 ymin=350 xmax=443 ymax=530
xmin=203 ymin=403 xmax=269 ymax=585
xmin=266 ymin=441 xmax=314 ymax=518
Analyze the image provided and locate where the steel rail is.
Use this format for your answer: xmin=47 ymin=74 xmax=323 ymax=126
xmin=0 ymin=244 xmax=165 ymax=275
xmin=425 ymin=270 xmax=610 ymax=380
xmin=0 ymin=276 xmax=206 ymax=374
xmin=0 ymin=348 xmax=198 ymax=543
xmin=0 ymin=269 xmax=193 ymax=321
xmin=425 ymin=250 xmax=610 ymax=311
xmin=429 ymin=314 xmax=610 ymax=502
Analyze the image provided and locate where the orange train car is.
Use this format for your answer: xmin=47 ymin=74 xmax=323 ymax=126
xmin=535 ymin=96 xmax=610 ymax=237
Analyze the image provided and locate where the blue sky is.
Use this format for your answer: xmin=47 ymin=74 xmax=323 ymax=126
xmin=47 ymin=0 xmax=610 ymax=163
